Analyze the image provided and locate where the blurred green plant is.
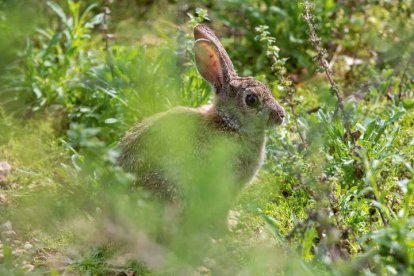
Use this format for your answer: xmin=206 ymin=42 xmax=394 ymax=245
xmin=0 ymin=0 xmax=413 ymax=275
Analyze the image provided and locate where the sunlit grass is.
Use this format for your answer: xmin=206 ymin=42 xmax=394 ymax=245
xmin=0 ymin=0 xmax=413 ymax=275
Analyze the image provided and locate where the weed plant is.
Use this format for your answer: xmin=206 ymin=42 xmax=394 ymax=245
xmin=0 ymin=0 xmax=413 ymax=275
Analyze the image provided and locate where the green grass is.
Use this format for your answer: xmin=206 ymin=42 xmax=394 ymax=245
xmin=0 ymin=0 xmax=413 ymax=275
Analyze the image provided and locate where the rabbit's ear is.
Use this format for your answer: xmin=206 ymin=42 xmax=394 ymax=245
xmin=194 ymin=25 xmax=237 ymax=82
xmin=194 ymin=39 xmax=224 ymax=86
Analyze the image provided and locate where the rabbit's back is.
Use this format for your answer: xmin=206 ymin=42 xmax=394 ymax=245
xmin=118 ymin=107 xmax=201 ymax=199
xmin=118 ymin=106 xmax=266 ymax=201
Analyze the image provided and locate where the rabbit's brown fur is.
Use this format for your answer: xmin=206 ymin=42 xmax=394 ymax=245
xmin=118 ymin=25 xmax=285 ymax=202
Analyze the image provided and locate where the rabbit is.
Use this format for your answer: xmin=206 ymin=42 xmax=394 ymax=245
xmin=118 ymin=24 xmax=285 ymax=203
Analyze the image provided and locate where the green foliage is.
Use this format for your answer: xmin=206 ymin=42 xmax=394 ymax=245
xmin=71 ymin=246 xmax=112 ymax=275
xmin=0 ymin=0 xmax=413 ymax=275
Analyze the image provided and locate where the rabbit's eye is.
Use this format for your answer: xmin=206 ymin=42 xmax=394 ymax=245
xmin=245 ymin=94 xmax=259 ymax=108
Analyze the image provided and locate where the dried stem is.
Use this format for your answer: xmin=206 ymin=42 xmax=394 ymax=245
xmin=102 ymin=0 xmax=113 ymax=53
xmin=102 ymin=0 xmax=114 ymax=77
xmin=373 ymin=194 xmax=389 ymax=226
xmin=329 ymin=190 xmax=343 ymax=231
xmin=398 ymin=53 xmax=414 ymax=99
xmin=255 ymin=25 xmax=306 ymax=146
xmin=303 ymin=1 xmax=351 ymax=140
xmin=286 ymin=86 xmax=306 ymax=145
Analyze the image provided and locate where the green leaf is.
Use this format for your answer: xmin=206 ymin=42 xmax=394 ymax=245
xmin=363 ymin=120 xmax=377 ymax=141
xmin=47 ymin=1 xmax=67 ymax=25
xmin=373 ymin=111 xmax=404 ymax=143
xmin=3 ymin=243 xmax=13 ymax=267
xmin=104 ymin=118 xmax=118 ymax=124
xmin=302 ymin=227 xmax=317 ymax=261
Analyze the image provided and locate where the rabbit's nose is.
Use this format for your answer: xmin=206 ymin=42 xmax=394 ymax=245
xmin=268 ymin=106 xmax=284 ymax=127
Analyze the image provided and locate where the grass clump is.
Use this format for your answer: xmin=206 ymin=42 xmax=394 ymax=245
xmin=0 ymin=0 xmax=413 ymax=275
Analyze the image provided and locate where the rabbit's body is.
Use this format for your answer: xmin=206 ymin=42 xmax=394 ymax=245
xmin=119 ymin=25 xmax=285 ymax=202
xmin=119 ymin=104 xmax=266 ymax=201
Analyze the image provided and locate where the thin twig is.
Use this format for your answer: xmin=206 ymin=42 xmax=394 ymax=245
xmin=102 ymin=0 xmax=113 ymax=53
xmin=255 ymin=25 xmax=306 ymax=146
xmin=373 ymin=194 xmax=388 ymax=226
xmin=102 ymin=0 xmax=114 ymax=77
xmin=398 ymin=53 xmax=414 ymax=99
xmin=303 ymin=1 xmax=351 ymax=140
xmin=329 ymin=191 xmax=343 ymax=231
xmin=287 ymin=86 xmax=306 ymax=145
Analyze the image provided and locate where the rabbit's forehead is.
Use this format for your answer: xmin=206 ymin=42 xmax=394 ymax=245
xmin=230 ymin=78 xmax=273 ymax=98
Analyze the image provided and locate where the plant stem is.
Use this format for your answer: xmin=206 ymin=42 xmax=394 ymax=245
xmin=398 ymin=53 xmax=413 ymax=99
xmin=303 ymin=1 xmax=351 ymax=140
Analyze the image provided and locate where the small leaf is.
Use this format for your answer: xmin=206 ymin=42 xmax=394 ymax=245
xmin=47 ymin=1 xmax=67 ymax=25
xmin=302 ymin=227 xmax=317 ymax=261
xmin=396 ymin=179 xmax=410 ymax=193
xmin=3 ymin=243 xmax=13 ymax=267
xmin=104 ymin=118 xmax=118 ymax=124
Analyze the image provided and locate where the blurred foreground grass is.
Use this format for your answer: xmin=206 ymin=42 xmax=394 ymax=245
xmin=0 ymin=0 xmax=413 ymax=275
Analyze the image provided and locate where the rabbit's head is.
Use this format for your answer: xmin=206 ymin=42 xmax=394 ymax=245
xmin=194 ymin=25 xmax=285 ymax=133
